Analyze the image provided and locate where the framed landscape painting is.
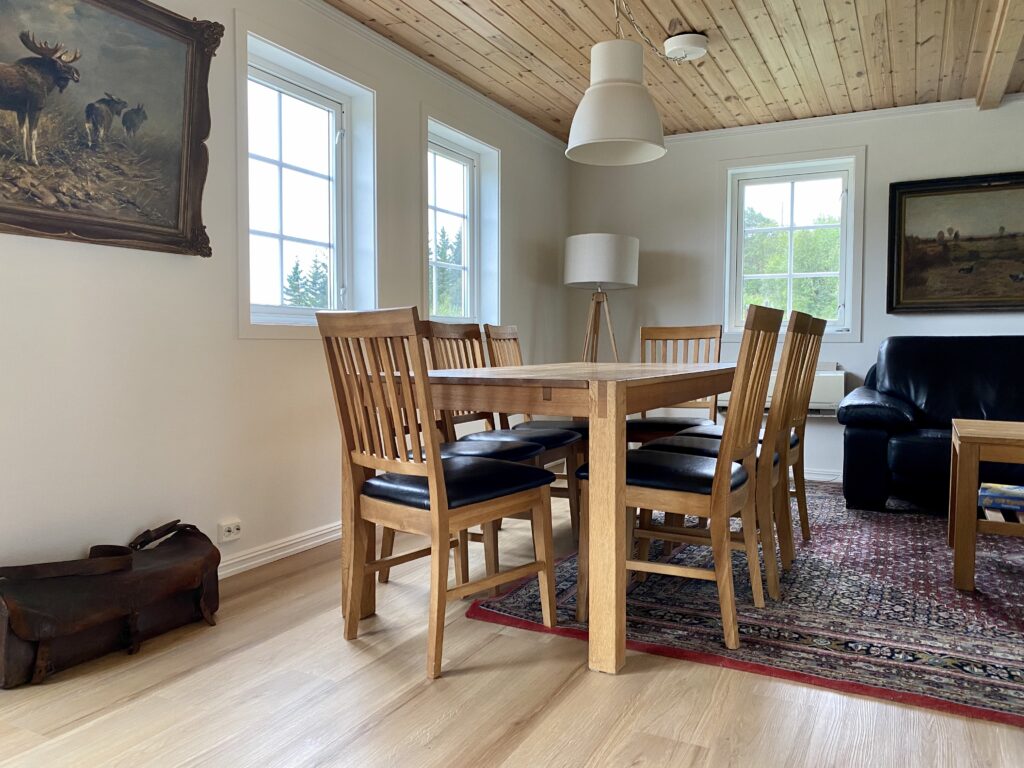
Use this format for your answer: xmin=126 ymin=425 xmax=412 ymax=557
xmin=0 ymin=0 xmax=222 ymax=256
xmin=887 ymin=171 xmax=1024 ymax=312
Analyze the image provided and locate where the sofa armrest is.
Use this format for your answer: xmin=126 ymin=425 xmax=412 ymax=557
xmin=837 ymin=387 xmax=916 ymax=429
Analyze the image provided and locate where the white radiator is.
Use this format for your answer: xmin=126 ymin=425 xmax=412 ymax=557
xmin=717 ymin=363 xmax=847 ymax=416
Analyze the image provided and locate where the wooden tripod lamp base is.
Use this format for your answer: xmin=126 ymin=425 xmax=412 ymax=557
xmin=582 ymin=291 xmax=620 ymax=363
xmin=564 ymin=233 xmax=639 ymax=364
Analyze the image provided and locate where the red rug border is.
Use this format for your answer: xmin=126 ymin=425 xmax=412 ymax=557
xmin=466 ymin=600 xmax=1024 ymax=730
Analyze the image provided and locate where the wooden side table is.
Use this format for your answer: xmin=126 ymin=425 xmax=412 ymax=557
xmin=948 ymin=419 xmax=1024 ymax=591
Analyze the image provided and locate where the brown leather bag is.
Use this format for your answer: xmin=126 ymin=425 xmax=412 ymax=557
xmin=0 ymin=521 xmax=219 ymax=688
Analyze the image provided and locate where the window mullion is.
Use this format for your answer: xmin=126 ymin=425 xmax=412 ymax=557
xmin=277 ymin=89 xmax=284 ymax=306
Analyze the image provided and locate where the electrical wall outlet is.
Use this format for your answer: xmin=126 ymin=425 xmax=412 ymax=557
xmin=218 ymin=518 xmax=243 ymax=543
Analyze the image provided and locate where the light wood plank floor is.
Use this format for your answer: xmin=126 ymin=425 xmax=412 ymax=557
xmin=2 ymin=499 xmax=1023 ymax=767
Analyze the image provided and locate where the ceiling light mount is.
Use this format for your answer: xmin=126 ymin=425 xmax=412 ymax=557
xmin=614 ymin=0 xmax=707 ymax=64
xmin=663 ymin=32 xmax=709 ymax=62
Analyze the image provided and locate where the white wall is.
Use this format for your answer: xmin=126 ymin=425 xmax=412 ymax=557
xmin=569 ymin=98 xmax=1024 ymax=478
xmin=0 ymin=0 xmax=570 ymax=567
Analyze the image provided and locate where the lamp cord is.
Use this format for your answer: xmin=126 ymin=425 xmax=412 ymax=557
xmin=613 ymin=0 xmax=686 ymax=63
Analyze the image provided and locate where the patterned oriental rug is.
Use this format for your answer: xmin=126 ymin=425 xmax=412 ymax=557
xmin=467 ymin=482 xmax=1024 ymax=727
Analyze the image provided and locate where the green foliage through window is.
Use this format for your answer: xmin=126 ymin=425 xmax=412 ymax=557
xmin=282 ymin=253 xmax=330 ymax=308
xmin=429 ymin=226 xmax=466 ymax=317
xmin=738 ymin=176 xmax=846 ymax=324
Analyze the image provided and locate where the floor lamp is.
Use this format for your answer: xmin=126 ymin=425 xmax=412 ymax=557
xmin=564 ymin=233 xmax=639 ymax=363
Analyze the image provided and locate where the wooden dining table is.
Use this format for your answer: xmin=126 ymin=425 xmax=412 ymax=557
xmin=429 ymin=361 xmax=736 ymax=674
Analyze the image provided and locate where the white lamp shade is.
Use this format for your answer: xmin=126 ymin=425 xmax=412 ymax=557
xmin=566 ymin=40 xmax=666 ymax=166
xmin=564 ymin=233 xmax=639 ymax=290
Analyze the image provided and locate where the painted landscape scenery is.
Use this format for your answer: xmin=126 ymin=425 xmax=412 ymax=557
xmin=0 ymin=0 xmax=188 ymax=227
xmin=898 ymin=186 xmax=1024 ymax=306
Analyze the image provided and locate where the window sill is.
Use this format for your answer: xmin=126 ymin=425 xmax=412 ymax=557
xmin=239 ymin=318 xmax=321 ymax=340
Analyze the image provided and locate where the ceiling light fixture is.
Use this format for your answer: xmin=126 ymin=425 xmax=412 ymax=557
xmin=565 ymin=0 xmax=708 ymax=167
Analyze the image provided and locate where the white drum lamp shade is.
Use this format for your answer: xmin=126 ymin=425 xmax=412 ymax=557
xmin=565 ymin=39 xmax=666 ymax=166
xmin=563 ymin=233 xmax=639 ymax=290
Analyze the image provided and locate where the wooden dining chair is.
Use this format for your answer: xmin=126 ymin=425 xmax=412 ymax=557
xmin=576 ymin=305 xmax=783 ymax=648
xmin=639 ymin=312 xmax=816 ymax=601
xmin=317 ymin=306 xmax=557 ymax=678
xmin=779 ymin=316 xmax=827 ymax=565
xmin=378 ymin=320 xmax=557 ymax=582
xmin=422 ymin=321 xmax=497 ymax=438
xmin=481 ymin=324 xmax=584 ymax=541
xmin=677 ymin=316 xmax=827 ymax=571
xmin=625 ymin=325 xmax=723 ymax=444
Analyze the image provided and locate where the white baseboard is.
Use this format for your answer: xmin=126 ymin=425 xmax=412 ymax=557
xmin=220 ymin=467 xmax=841 ymax=577
xmin=219 ymin=521 xmax=342 ymax=579
xmin=804 ymin=468 xmax=841 ymax=482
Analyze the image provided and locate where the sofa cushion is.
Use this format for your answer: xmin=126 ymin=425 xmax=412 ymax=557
xmin=887 ymin=429 xmax=1024 ymax=489
xmin=875 ymin=337 xmax=1024 ymax=427
xmin=887 ymin=429 xmax=952 ymax=481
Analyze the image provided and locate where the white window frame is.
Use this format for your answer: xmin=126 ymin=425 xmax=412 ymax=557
xmin=723 ymin=150 xmax=864 ymax=342
xmin=426 ymin=135 xmax=480 ymax=322
xmin=245 ymin=62 xmax=351 ymax=328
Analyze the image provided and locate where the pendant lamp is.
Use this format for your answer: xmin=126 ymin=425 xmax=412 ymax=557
xmin=565 ymin=40 xmax=665 ymax=166
xmin=565 ymin=0 xmax=708 ymax=167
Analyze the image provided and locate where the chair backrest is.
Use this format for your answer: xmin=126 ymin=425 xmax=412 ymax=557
xmin=483 ymin=324 xmax=525 ymax=367
xmin=789 ymin=317 xmax=827 ymax=433
xmin=482 ymin=324 xmax=534 ymax=428
xmin=317 ymin=307 xmax=443 ymax=493
xmin=421 ymin=321 xmax=495 ymax=435
xmin=715 ymin=306 xmax=783 ymax=493
xmin=640 ymin=325 xmax=723 ymax=420
xmin=758 ymin=312 xmax=814 ymax=480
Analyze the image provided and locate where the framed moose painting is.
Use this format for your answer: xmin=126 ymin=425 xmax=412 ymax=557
xmin=0 ymin=0 xmax=223 ymax=256
xmin=888 ymin=171 xmax=1024 ymax=313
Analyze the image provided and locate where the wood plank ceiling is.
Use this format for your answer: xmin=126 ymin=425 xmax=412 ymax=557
xmin=324 ymin=0 xmax=1024 ymax=141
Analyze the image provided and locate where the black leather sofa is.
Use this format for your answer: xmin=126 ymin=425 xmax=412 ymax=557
xmin=837 ymin=336 xmax=1024 ymax=511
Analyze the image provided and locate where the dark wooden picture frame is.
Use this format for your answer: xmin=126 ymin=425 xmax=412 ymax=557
xmin=0 ymin=0 xmax=223 ymax=256
xmin=887 ymin=171 xmax=1024 ymax=313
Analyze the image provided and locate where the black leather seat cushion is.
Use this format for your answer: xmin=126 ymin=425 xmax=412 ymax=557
xmin=514 ymin=420 xmax=589 ymax=440
xmin=460 ymin=427 xmax=581 ymax=450
xmin=576 ymin=450 xmax=747 ymax=495
xmin=626 ymin=416 xmax=714 ymax=441
xmin=680 ymin=423 xmax=800 ymax=448
xmin=363 ymin=457 xmax=555 ymax=510
xmin=640 ymin=435 xmax=779 ymax=465
xmin=438 ymin=439 xmax=544 ymax=463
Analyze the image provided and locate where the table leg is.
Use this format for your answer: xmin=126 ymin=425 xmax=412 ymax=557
xmin=947 ymin=443 xmax=958 ymax=547
xmin=953 ymin=443 xmax=979 ymax=591
xmin=588 ymin=380 xmax=627 ymax=674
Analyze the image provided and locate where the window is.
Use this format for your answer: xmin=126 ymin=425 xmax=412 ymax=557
xmin=247 ymin=66 xmax=346 ymax=326
xmin=726 ymin=156 xmax=859 ymax=336
xmin=427 ymin=138 xmax=478 ymax=320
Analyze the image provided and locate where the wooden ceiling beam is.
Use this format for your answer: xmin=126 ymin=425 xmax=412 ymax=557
xmin=976 ymin=0 xmax=1024 ymax=108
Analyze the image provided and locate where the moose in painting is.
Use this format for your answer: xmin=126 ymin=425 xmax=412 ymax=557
xmin=85 ymin=92 xmax=128 ymax=147
xmin=0 ymin=31 xmax=81 ymax=165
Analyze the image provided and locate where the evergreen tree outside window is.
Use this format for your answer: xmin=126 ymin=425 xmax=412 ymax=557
xmin=247 ymin=65 xmax=346 ymax=324
xmin=726 ymin=157 xmax=858 ymax=336
xmin=427 ymin=139 xmax=477 ymax=320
